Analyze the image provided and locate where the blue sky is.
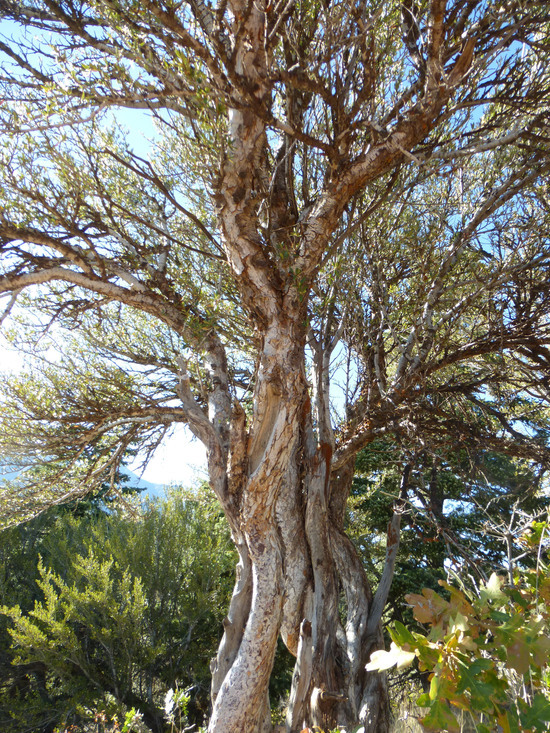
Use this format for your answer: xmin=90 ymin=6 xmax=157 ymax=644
xmin=129 ymin=425 xmax=207 ymax=486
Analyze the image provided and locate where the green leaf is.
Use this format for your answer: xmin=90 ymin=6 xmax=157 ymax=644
xmin=490 ymin=610 xmax=511 ymax=623
xmin=428 ymin=672 xmax=440 ymax=701
xmin=415 ymin=642 xmax=441 ymax=669
xmin=480 ymin=573 xmax=507 ymax=605
xmin=519 ymin=692 xmax=550 ymax=731
xmin=498 ymin=708 xmax=521 ymax=733
xmin=390 ymin=620 xmax=417 ymax=647
xmin=420 ymin=700 xmax=460 ymax=732
xmin=455 ymin=658 xmax=495 ymax=711
xmin=449 ymin=610 xmax=469 ymax=633
xmin=476 ymin=725 xmax=492 ymax=733
xmin=417 ymin=692 xmax=430 ymax=707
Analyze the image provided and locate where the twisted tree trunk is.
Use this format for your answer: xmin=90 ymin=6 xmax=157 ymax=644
xmin=205 ymin=309 xmax=393 ymax=732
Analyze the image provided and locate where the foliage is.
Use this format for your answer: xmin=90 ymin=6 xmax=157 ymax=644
xmin=367 ymin=521 xmax=550 ymax=732
xmin=0 ymin=488 xmax=235 ymax=733
xmin=163 ymin=686 xmax=191 ymax=733
xmin=0 ymin=0 xmax=549 ymax=524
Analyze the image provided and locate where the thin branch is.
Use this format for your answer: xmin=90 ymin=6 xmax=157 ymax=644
xmin=0 ymin=288 xmax=22 ymax=326
xmin=366 ymin=463 xmax=411 ymax=636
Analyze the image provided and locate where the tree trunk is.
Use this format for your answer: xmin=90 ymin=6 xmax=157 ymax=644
xmin=208 ymin=457 xmax=391 ymax=733
xmin=207 ymin=321 xmax=391 ymax=733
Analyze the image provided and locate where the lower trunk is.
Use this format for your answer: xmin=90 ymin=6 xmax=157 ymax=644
xmin=209 ymin=520 xmax=283 ymax=733
xmin=208 ymin=449 xmax=391 ymax=733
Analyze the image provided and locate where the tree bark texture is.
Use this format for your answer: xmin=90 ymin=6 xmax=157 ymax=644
xmin=196 ymin=265 xmax=395 ymax=730
xmin=206 ymin=327 xmax=392 ymax=732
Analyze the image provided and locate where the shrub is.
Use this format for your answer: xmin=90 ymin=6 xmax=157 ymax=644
xmin=367 ymin=546 xmax=550 ymax=732
xmin=0 ymin=488 xmax=235 ymax=732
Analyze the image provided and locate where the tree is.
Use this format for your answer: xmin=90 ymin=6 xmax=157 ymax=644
xmin=1 ymin=1 xmax=550 ymax=731
xmin=350 ymin=443 xmax=550 ymax=600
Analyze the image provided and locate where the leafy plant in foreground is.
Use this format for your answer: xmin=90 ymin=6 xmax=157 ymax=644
xmin=367 ymin=523 xmax=550 ymax=732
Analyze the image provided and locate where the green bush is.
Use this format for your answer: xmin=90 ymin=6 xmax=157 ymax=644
xmin=0 ymin=488 xmax=235 ymax=733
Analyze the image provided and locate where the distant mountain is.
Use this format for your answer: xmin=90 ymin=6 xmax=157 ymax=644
xmin=123 ymin=468 xmax=165 ymax=499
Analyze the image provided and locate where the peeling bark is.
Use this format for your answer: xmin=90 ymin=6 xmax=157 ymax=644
xmin=210 ymin=533 xmax=252 ymax=707
xmin=209 ymin=521 xmax=283 ymax=732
